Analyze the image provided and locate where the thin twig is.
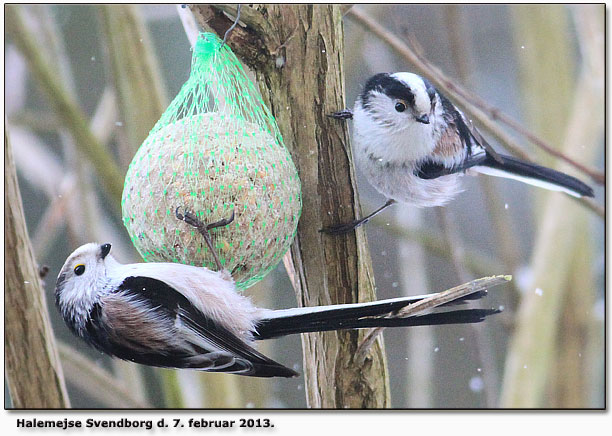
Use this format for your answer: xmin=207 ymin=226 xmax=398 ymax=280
xmin=5 ymin=5 xmax=125 ymax=207
xmin=369 ymin=211 xmax=505 ymax=277
xmin=177 ymin=4 xmax=200 ymax=46
xmin=500 ymin=5 xmax=603 ymax=407
xmin=354 ymin=275 xmax=511 ymax=364
xmin=346 ymin=6 xmax=604 ymax=186
xmin=409 ymin=41 xmax=605 ymax=186
xmin=57 ymin=343 xmax=150 ymax=408
xmin=437 ymin=208 xmax=500 ymax=407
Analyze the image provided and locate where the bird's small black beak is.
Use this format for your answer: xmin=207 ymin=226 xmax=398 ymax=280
xmin=415 ymin=114 xmax=430 ymax=124
xmin=100 ymin=243 xmax=112 ymax=260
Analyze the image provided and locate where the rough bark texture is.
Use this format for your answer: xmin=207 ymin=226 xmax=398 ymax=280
xmin=191 ymin=4 xmax=390 ymax=408
xmin=5 ymin=129 xmax=70 ymax=408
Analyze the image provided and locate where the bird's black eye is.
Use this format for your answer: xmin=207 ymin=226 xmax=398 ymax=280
xmin=395 ymin=102 xmax=406 ymax=113
xmin=74 ymin=264 xmax=85 ymax=276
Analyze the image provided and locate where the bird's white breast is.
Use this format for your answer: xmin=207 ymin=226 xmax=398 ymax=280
xmin=352 ymin=102 xmax=462 ymax=207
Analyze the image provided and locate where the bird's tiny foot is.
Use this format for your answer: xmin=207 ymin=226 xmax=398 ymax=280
xmin=175 ymin=206 xmax=203 ymax=229
xmin=175 ymin=206 xmax=235 ymax=271
xmin=327 ymin=109 xmax=354 ymax=120
xmin=206 ymin=210 xmax=235 ymax=231
xmin=175 ymin=207 xmax=234 ymax=231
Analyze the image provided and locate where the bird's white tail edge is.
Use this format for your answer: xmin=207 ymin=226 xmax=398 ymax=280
xmin=266 ymin=293 xmax=442 ymax=320
xmin=471 ymin=165 xmax=584 ymax=198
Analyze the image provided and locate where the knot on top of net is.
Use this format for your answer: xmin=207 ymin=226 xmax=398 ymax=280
xmin=122 ymin=32 xmax=301 ymax=290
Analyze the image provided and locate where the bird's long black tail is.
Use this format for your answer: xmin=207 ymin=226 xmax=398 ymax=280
xmin=469 ymin=153 xmax=594 ymax=198
xmin=254 ymin=291 xmax=499 ymax=340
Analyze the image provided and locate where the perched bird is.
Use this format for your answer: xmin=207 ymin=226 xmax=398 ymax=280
xmin=326 ymin=72 xmax=594 ymax=233
xmin=55 ymin=239 xmax=501 ymax=378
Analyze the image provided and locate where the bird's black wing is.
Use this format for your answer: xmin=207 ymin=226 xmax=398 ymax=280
xmin=465 ymin=121 xmax=503 ymax=164
xmin=416 ymin=151 xmax=594 ymax=197
xmin=415 ymin=161 xmax=456 ymax=179
xmin=438 ymin=90 xmax=503 ymax=163
xmin=255 ymin=308 xmax=500 ymax=340
xmin=87 ymin=276 xmax=297 ymax=377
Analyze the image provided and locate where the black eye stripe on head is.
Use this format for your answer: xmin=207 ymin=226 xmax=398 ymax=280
xmin=361 ymin=73 xmax=415 ymax=110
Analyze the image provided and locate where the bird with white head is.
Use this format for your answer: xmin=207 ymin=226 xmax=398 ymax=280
xmin=325 ymin=72 xmax=594 ymax=234
xmin=55 ymin=212 xmax=502 ymax=377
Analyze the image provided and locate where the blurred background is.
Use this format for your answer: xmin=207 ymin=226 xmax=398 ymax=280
xmin=4 ymin=4 xmax=604 ymax=408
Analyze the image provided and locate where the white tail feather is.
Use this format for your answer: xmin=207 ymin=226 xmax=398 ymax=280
xmin=470 ymin=166 xmax=584 ymax=198
xmin=264 ymin=292 xmax=458 ymax=320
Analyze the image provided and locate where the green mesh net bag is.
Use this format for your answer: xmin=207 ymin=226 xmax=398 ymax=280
xmin=121 ymin=32 xmax=301 ymax=290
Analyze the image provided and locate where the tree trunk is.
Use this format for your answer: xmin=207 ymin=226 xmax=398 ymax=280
xmin=191 ymin=4 xmax=390 ymax=408
xmin=4 ymin=129 xmax=70 ymax=408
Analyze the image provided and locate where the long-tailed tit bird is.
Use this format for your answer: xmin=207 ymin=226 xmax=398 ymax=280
xmin=325 ymin=72 xmax=594 ymax=234
xmin=55 ymin=238 xmax=500 ymax=378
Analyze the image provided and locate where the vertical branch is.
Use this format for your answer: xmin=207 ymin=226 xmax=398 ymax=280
xmin=548 ymin=5 xmax=603 ymax=408
xmin=5 ymin=129 xmax=70 ymax=408
xmin=98 ymin=4 xmax=168 ymax=157
xmin=436 ymin=209 xmax=500 ymax=407
xmin=191 ymin=4 xmax=390 ymax=407
xmin=549 ymin=235 xmax=593 ymax=407
xmin=509 ymin=5 xmax=575 ymax=167
xmin=97 ymin=4 xmax=177 ymax=404
xmin=394 ymin=206 xmax=433 ymax=407
xmin=500 ymin=5 xmax=603 ymax=407
xmin=5 ymin=5 xmax=124 ymax=208
xmin=442 ymin=4 xmax=521 ymax=277
xmin=439 ymin=6 xmax=510 ymax=406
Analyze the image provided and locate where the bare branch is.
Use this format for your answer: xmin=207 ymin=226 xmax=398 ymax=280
xmin=5 ymin=129 xmax=70 ymax=408
xmin=500 ymin=4 xmax=603 ymax=407
xmin=355 ymin=275 xmax=511 ymax=364
xmin=368 ymin=211 xmax=505 ymax=278
xmin=57 ymin=343 xmax=150 ymax=408
xmin=5 ymin=5 xmax=124 ymax=208
xmin=177 ymin=4 xmax=199 ymax=46
xmin=98 ymin=5 xmax=168 ymax=155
